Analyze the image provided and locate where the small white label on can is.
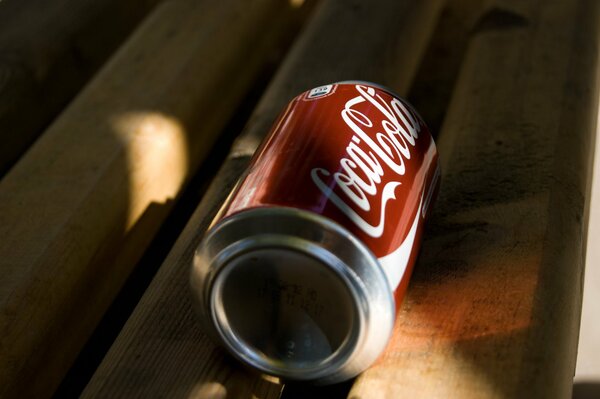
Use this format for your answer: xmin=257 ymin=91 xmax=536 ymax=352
xmin=307 ymin=85 xmax=333 ymax=99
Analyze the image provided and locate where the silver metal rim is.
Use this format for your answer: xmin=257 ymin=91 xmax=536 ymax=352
xmin=210 ymin=236 xmax=364 ymax=380
xmin=191 ymin=207 xmax=395 ymax=384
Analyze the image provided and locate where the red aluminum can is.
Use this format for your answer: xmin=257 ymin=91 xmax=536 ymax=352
xmin=191 ymin=82 xmax=440 ymax=384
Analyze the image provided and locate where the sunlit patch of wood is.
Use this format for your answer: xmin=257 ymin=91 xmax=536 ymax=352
xmin=110 ymin=111 xmax=189 ymax=227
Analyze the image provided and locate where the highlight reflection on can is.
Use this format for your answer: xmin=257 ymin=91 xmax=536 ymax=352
xmin=191 ymin=82 xmax=440 ymax=384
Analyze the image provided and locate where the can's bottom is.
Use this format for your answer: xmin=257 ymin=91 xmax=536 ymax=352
xmin=191 ymin=207 xmax=395 ymax=384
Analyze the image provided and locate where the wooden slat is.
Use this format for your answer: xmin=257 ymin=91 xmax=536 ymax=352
xmin=0 ymin=0 xmax=311 ymax=397
xmin=81 ymin=0 xmax=445 ymax=397
xmin=0 ymin=0 xmax=162 ymax=176
xmin=349 ymin=0 xmax=600 ymax=398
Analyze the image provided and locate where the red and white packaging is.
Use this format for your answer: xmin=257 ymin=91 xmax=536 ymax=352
xmin=191 ymin=82 xmax=439 ymax=384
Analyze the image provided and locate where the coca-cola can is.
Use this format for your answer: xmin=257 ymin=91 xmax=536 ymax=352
xmin=191 ymin=82 xmax=440 ymax=384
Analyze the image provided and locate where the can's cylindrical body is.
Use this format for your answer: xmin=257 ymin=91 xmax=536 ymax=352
xmin=191 ymin=82 xmax=440 ymax=384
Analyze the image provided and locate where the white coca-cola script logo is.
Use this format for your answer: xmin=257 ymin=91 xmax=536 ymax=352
xmin=311 ymin=85 xmax=422 ymax=238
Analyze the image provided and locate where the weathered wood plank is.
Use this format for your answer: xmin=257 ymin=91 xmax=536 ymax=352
xmin=349 ymin=0 xmax=600 ymax=397
xmin=81 ymin=0 xmax=445 ymax=397
xmin=0 ymin=0 xmax=162 ymax=176
xmin=0 ymin=0 xmax=310 ymax=397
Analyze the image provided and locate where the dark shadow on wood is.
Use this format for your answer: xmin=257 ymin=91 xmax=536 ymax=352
xmin=0 ymin=0 xmax=162 ymax=176
xmin=407 ymin=0 xmax=485 ymax=138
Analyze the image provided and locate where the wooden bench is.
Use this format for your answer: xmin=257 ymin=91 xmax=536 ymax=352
xmin=0 ymin=0 xmax=598 ymax=397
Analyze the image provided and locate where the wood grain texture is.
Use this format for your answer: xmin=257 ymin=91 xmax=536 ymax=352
xmin=349 ymin=0 xmax=600 ymax=398
xmin=0 ymin=0 xmax=309 ymax=397
xmin=0 ymin=0 xmax=162 ymax=176
xmin=81 ymin=0 xmax=445 ymax=397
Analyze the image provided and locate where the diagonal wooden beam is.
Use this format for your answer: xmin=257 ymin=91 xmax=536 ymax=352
xmin=349 ymin=0 xmax=600 ymax=397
